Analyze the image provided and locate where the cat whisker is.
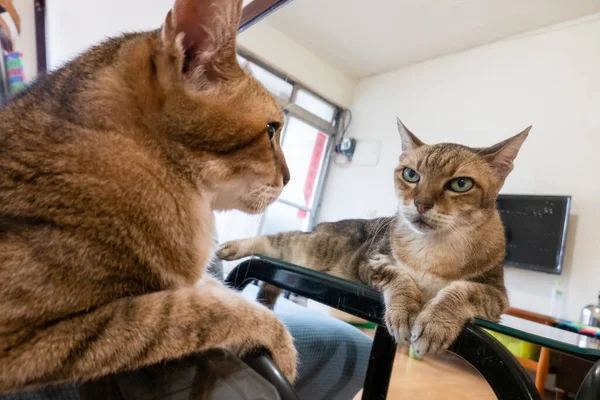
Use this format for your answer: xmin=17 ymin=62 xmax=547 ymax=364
xmin=368 ymin=218 xmax=394 ymax=249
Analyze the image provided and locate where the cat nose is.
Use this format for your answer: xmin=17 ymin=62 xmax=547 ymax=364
xmin=415 ymin=201 xmax=433 ymax=214
xmin=282 ymin=165 xmax=291 ymax=186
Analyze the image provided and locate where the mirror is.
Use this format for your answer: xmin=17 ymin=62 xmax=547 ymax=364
xmin=234 ymin=0 xmax=598 ymax=325
xmin=230 ymin=2 xmax=600 ymax=399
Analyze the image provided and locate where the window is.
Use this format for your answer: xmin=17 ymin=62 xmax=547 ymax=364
xmin=237 ymin=50 xmax=342 ymax=236
xmin=261 ymin=117 xmax=330 ymax=234
xmin=294 ymin=89 xmax=337 ymax=123
xmin=279 ymin=117 xmax=329 ymax=209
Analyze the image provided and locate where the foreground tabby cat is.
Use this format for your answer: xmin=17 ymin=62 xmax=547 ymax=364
xmin=218 ymin=119 xmax=530 ymax=357
xmin=0 ymin=0 xmax=297 ymax=393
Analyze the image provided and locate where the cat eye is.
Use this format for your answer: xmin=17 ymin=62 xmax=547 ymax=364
xmin=448 ymin=177 xmax=474 ymax=193
xmin=267 ymin=122 xmax=280 ymax=141
xmin=402 ymin=167 xmax=420 ymax=183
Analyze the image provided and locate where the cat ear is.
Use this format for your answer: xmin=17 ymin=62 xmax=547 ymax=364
xmin=162 ymin=0 xmax=242 ymax=78
xmin=481 ymin=126 xmax=531 ymax=182
xmin=397 ymin=117 xmax=425 ymax=153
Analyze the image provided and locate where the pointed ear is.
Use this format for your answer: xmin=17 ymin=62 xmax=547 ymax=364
xmin=481 ymin=126 xmax=531 ymax=183
xmin=397 ymin=117 xmax=425 ymax=153
xmin=162 ymin=0 xmax=242 ymax=78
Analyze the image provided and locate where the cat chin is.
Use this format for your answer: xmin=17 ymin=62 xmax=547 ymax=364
xmin=406 ymin=220 xmax=436 ymax=235
xmin=397 ymin=213 xmax=433 ymax=234
xmin=399 ymin=213 xmax=453 ymax=235
xmin=238 ymin=193 xmax=281 ymax=214
xmin=241 ymin=203 xmax=270 ymax=214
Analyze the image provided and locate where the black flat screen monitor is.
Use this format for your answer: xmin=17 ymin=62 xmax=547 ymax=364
xmin=496 ymin=194 xmax=571 ymax=274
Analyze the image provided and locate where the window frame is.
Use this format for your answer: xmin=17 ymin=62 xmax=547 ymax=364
xmin=237 ymin=48 xmax=343 ymax=233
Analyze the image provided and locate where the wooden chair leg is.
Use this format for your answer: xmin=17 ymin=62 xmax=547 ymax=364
xmin=536 ymin=347 xmax=551 ymax=395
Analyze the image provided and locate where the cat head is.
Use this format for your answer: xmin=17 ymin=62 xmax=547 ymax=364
xmin=87 ymin=0 xmax=289 ymax=214
xmin=394 ymin=118 xmax=530 ymax=234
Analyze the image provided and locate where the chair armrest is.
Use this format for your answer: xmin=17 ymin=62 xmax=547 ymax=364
xmin=226 ymin=256 xmax=541 ymax=400
xmin=225 ymin=255 xmax=384 ymax=324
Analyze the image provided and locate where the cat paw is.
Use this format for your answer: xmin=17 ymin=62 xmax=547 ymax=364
xmin=265 ymin=326 xmax=298 ymax=383
xmin=215 ymin=241 xmax=243 ymax=260
xmin=410 ymin=304 xmax=466 ymax=357
xmin=240 ymin=306 xmax=298 ymax=382
xmin=369 ymin=253 xmax=395 ymax=269
xmin=383 ymin=295 xmax=422 ymax=345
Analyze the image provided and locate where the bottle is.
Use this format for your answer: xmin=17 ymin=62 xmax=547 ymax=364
xmin=580 ymin=291 xmax=600 ymax=328
xmin=550 ymin=280 xmax=564 ymax=319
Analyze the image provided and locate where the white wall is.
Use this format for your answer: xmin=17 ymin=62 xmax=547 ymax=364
xmin=320 ymin=14 xmax=600 ymax=321
xmin=46 ymin=0 xmax=173 ymax=70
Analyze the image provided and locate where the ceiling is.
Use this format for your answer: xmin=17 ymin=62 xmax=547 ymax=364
xmin=264 ymin=0 xmax=600 ymax=78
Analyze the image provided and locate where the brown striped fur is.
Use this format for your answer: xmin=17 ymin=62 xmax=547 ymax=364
xmin=0 ymin=0 xmax=297 ymax=393
xmin=218 ymin=120 xmax=530 ymax=357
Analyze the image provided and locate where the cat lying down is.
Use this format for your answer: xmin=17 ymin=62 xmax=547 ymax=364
xmin=218 ymin=119 xmax=530 ymax=357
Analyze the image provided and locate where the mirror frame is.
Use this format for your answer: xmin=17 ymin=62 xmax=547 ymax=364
xmin=33 ymin=0 xmax=46 ymax=73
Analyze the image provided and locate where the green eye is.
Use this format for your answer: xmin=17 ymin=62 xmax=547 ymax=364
xmin=448 ymin=177 xmax=474 ymax=192
xmin=402 ymin=168 xmax=420 ymax=183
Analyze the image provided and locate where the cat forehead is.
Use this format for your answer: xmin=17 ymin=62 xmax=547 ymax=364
xmin=249 ymin=78 xmax=283 ymax=118
xmin=228 ymin=72 xmax=283 ymax=119
xmin=405 ymin=143 xmax=485 ymax=173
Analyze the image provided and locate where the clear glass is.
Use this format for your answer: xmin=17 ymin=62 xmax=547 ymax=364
xmin=260 ymin=201 xmax=312 ymax=235
xmin=279 ymin=117 xmax=329 ymax=208
xmin=294 ymin=88 xmax=337 ymax=122
xmin=477 ymin=314 xmax=600 ymax=356
xmin=237 ymin=55 xmax=293 ymax=100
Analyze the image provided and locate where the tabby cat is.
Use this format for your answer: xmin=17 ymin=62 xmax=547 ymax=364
xmin=0 ymin=0 xmax=297 ymax=393
xmin=218 ymin=119 xmax=530 ymax=357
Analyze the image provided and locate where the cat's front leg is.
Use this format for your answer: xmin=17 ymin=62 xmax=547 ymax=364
xmin=410 ymin=281 xmax=508 ymax=357
xmin=217 ymin=237 xmax=274 ymax=260
xmin=0 ymin=284 xmax=297 ymax=393
xmin=365 ymin=255 xmax=423 ymax=345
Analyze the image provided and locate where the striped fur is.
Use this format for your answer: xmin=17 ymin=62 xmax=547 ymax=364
xmin=0 ymin=0 xmax=297 ymax=393
xmin=218 ymin=121 xmax=530 ymax=357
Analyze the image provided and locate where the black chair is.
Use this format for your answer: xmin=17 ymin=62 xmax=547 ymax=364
xmin=1 ymin=351 xmax=298 ymax=400
xmin=226 ymin=256 xmax=542 ymax=400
